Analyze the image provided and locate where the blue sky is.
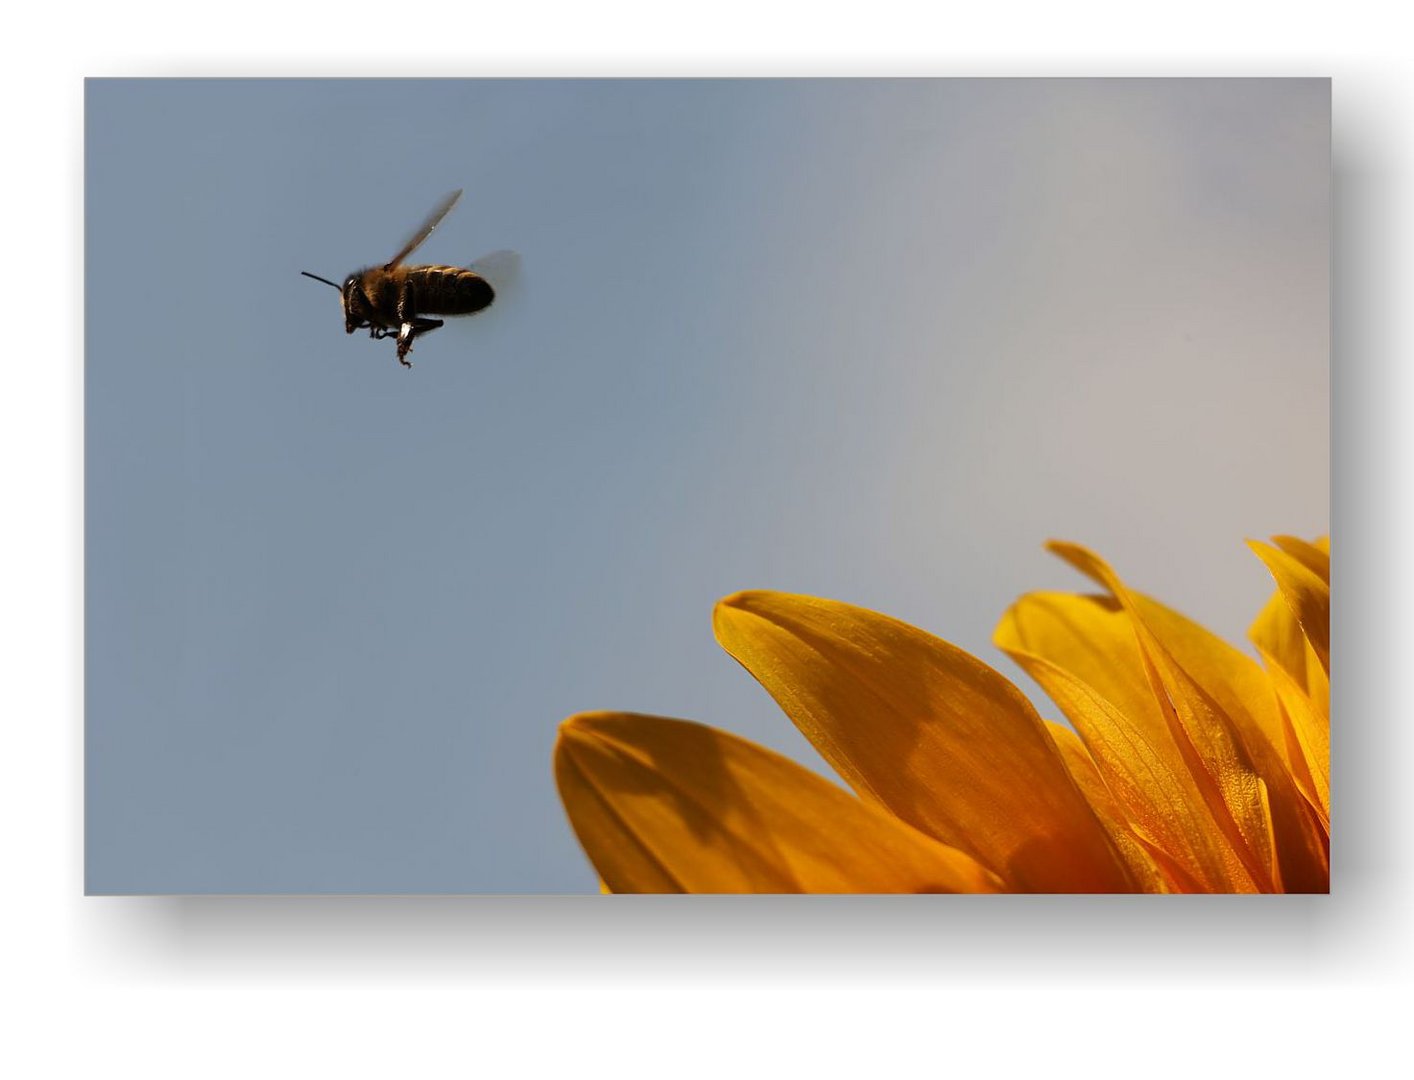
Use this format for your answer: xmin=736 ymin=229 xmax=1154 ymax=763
xmin=86 ymin=79 xmax=1329 ymax=893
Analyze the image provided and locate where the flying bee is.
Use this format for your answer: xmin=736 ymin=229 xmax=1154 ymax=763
xmin=301 ymin=189 xmax=497 ymax=368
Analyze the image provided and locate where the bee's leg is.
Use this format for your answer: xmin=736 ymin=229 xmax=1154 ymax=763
xmin=396 ymin=317 xmax=444 ymax=368
xmin=395 ymin=280 xmax=420 ymax=367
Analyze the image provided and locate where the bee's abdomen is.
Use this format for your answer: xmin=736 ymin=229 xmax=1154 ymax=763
xmin=410 ymin=265 xmax=495 ymax=315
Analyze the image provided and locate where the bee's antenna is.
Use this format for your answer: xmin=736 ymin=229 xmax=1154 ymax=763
xmin=301 ymin=271 xmax=343 ymax=290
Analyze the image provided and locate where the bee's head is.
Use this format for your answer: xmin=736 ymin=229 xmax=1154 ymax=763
xmin=341 ymin=275 xmax=371 ymax=334
xmin=302 ymin=270 xmax=375 ymax=336
xmin=301 ymin=269 xmax=360 ymax=331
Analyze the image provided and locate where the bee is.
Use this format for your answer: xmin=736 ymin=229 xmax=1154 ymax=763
xmin=302 ymin=189 xmax=496 ymax=368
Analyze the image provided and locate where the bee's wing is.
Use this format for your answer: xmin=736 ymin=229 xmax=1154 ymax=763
xmin=385 ymin=189 xmax=463 ymax=270
xmin=469 ymin=249 xmax=521 ymax=292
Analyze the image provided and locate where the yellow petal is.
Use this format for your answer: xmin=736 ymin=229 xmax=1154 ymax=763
xmin=1129 ymin=592 xmax=1329 ymax=892
xmin=1259 ymin=647 xmax=1330 ymax=825
xmin=997 ymin=596 xmax=1262 ymax=892
xmin=999 ymin=590 xmax=1168 ymax=737
xmin=1045 ymin=542 xmax=1279 ymax=891
xmin=1248 ymin=539 xmax=1331 ymax=676
xmin=1044 ymin=722 xmax=1174 ymax=893
xmin=1250 ymin=588 xmax=1329 ymax=717
xmin=1305 ymin=643 xmax=1331 ymax=722
xmin=555 ymin=711 xmax=1004 ymax=894
xmin=1273 ymin=535 xmax=1330 ymax=585
xmin=713 ymin=592 xmax=1135 ymax=893
xmin=1132 ymin=594 xmax=1286 ymax=765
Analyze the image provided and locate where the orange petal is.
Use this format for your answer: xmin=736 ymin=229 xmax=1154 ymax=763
xmin=555 ymin=712 xmax=1004 ymax=894
xmin=997 ymin=595 xmax=1262 ymax=892
xmin=1248 ymin=540 xmax=1330 ymax=676
xmin=713 ymin=592 xmax=1135 ymax=893
xmin=1045 ymin=542 xmax=1278 ymax=891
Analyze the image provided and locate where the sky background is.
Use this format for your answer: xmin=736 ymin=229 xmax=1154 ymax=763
xmin=86 ymin=78 xmax=1329 ymax=894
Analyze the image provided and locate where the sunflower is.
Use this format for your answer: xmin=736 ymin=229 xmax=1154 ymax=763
xmin=553 ymin=537 xmax=1330 ymax=893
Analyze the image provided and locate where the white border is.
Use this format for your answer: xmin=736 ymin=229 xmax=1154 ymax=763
xmin=4 ymin=4 xmax=1408 ymax=1076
